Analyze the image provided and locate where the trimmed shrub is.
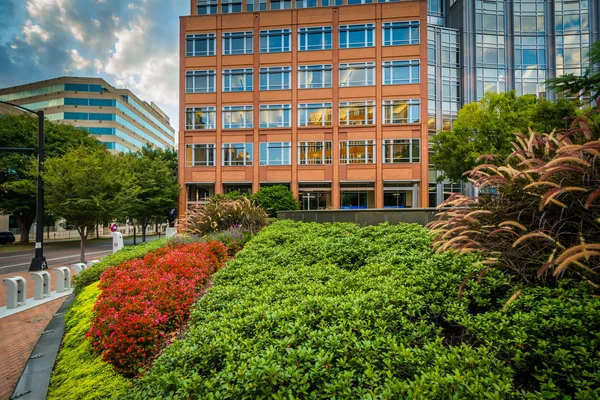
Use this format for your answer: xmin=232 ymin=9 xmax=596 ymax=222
xmin=130 ymin=221 xmax=600 ymax=398
xmin=251 ymin=185 xmax=299 ymax=216
xmin=74 ymin=238 xmax=169 ymax=292
xmin=183 ymin=196 xmax=268 ymax=236
xmin=88 ymin=241 xmax=228 ymax=376
xmin=47 ymin=283 xmax=131 ymax=400
xmin=429 ymin=105 xmax=600 ymax=283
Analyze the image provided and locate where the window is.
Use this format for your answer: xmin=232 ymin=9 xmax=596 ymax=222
xmin=221 ymin=0 xmax=242 ymax=13
xmin=339 ymin=101 xmax=375 ymax=125
xmin=260 ymin=142 xmax=291 ymax=165
xmin=383 ymin=21 xmax=420 ymax=46
xmin=260 ymin=66 xmax=291 ymax=90
xmin=246 ymin=0 xmax=266 ymax=11
xmin=222 ymin=143 xmax=253 ymax=166
xmin=298 ymin=103 xmax=332 ymax=126
xmin=322 ymin=0 xmax=344 ymax=5
xmin=296 ymin=0 xmax=318 ymax=7
xmin=185 ymin=70 xmax=216 ymax=93
xmin=339 ymin=62 xmax=375 ymax=87
xmin=383 ymin=60 xmax=420 ymax=84
xmin=298 ymin=65 xmax=332 ymax=88
xmin=298 ymin=27 xmax=332 ymax=50
xmin=197 ymin=0 xmax=217 ymax=14
xmin=383 ymin=139 xmax=420 ymax=163
xmin=185 ymin=144 xmax=216 ymax=166
xmin=260 ymin=104 xmax=291 ymax=128
xmin=339 ymin=140 xmax=375 ymax=163
xmin=348 ymin=0 xmax=372 ymax=4
xmin=223 ymin=69 xmax=253 ymax=92
xmin=260 ymin=29 xmax=291 ymax=53
xmin=298 ymin=141 xmax=332 ymax=164
xmin=383 ymin=99 xmax=420 ymax=124
xmin=222 ymin=31 xmax=253 ymax=55
xmin=222 ymin=105 xmax=253 ymax=129
xmin=186 ymin=107 xmax=216 ymax=129
xmin=339 ymin=24 xmax=375 ymax=48
xmin=270 ymin=0 xmax=292 ymax=9
xmin=186 ymin=34 xmax=216 ymax=57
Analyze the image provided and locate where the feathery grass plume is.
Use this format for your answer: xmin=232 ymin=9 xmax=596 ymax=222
xmin=428 ymin=102 xmax=600 ymax=285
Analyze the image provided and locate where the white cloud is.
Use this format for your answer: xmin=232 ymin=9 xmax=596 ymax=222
xmin=92 ymin=19 xmax=101 ymax=28
xmin=22 ymin=20 xmax=50 ymax=43
xmin=94 ymin=58 xmax=103 ymax=73
xmin=26 ymin=0 xmax=69 ymax=20
xmin=70 ymin=48 xmax=90 ymax=69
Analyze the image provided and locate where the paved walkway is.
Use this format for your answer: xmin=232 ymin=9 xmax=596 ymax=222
xmin=0 ymin=298 xmax=65 ymax=400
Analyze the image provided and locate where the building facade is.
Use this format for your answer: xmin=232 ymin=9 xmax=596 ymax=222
xmin=180 ymin=0 xmax=599 ymax=215
xmin=0 ymin=77 xmax=175 ymax=152
xmin=180 ymin=0 xmax=429 ymax=214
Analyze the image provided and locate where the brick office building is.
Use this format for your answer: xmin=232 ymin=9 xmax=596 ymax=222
xmin=179 ymin=0 xmax=429 ymax=216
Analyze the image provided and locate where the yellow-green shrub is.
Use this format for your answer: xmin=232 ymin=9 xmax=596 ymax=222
xmin=47 ymin=283 xmax=131 ymax=400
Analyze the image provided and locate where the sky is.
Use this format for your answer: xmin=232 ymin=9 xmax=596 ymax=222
xmin=0 ymin=0 xmax=188 ymax=132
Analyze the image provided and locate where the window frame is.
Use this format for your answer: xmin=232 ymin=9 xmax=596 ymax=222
xmin=382 ymin=99 xmax=420 ymax=124
xmin=222 ymin=68 xmax=253 ymax=92
xmin=339 ymin=140 xmax=376 ymax=164
xmin=382 ymin=139 xmax=420 ymax=163
xmin=382 ymin=21 xmax=420 ymax=46
xmin=339 ymin=101 xmax=376 ymax=125
xmin=186 ymin=33 xmax=216 ymax=57
xmin=259 ymin=104 xmax=292 ymax=128
xmin=222 ymin=142 xmax=254 ymax=166
xmin=185 ymin=143 xmax=216 ymax=167
xmin=185 ymin=70 xmax=216 ymax=93
xmin=196 ymin=0 xmax=218 ymax=15
xmin=339 ymin=24 xmax=375 ymax=49
xmin=339 ymin=62 xmax=376 ymax=87
xmin=185 ymin=106 xmax=217 ymax=130
xmin=382 ymin=60 xmax=420 ymax=85
xmin=298 ymin=26 xmax=333 ymax=51
xmin=259 ymin=66 xmax=292 ymax=90
xmin=298 ymin=102 xmax=333 ymax=126
xmin=298 ymin=141 xmax=333 ymax=165
xmin=222 ymin=105 xmax=254 ymax=129
xmin=260 ymin=29 xmax=291 ymax=53
xmin=298 ymin=64 xmax=333 ymax=89
xmin=222 ymin=31 xmax=253 ymax=55
xmin=259 ymin=142 xmax=292 ymax=166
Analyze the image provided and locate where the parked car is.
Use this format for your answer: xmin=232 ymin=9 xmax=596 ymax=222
xmin=0 ymin=231 xmax=16 ymax=245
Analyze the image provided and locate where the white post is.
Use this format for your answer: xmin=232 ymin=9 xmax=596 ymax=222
xmin=30 ymin=271 xmax=51 ymax=300
xmin=112 ymin=232 xmax=124 ymax=253
xmin=3 ymin=277 xmax=27 ymax=309
xmin=166 ymin=227 xmax=177 ymax=239
xmin=53 ymin=267 xmax=71 ymax=293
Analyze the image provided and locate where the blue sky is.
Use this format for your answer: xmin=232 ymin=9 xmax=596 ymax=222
xmin=0 ymin=0 xmax=188 ymax=131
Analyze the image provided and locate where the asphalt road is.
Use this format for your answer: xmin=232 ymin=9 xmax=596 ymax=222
xmin=0 ymin=236 xmax=160 ymax=275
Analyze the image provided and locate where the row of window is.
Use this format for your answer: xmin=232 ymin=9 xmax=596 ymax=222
xmin=186 ymin=99 xmax=419 ymax=129
xmin=186 ymin=139 xmax=421 ymax=166
xmin=198 ymin=0 xmax=401 ymax=14
xmin=186 ymin=22 xmax=419 ymax=56
xmin=185 ymin=61 xmax=420 ymax=93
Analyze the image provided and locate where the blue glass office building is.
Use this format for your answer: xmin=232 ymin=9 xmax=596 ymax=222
xmin=0 ymin=77 xmax=175 ymax=152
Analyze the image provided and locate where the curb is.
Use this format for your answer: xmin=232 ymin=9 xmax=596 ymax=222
xmin=10 ymin=292 xmax=74 ymax=400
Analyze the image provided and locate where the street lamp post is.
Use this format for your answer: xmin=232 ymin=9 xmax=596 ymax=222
xmin=0 ymin=101 xmax=47 ymax=271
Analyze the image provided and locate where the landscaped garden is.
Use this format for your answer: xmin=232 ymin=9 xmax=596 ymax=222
xmin=47 ymin=101 xmax=599 ymax=398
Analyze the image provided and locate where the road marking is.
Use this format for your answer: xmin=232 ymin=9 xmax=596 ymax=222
xmin=0 ymin=254 xmax=30 ymax=260
xmin=0 ymin=250 xmax=113 ymax=270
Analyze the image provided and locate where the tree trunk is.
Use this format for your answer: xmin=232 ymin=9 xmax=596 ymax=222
xmin=142 ymin=222 xmax=147 ymax=242
xmin=14 ymin=213 xmax=35 ymax=244
xmin=79 ymin=226 xmax=87 ymax=262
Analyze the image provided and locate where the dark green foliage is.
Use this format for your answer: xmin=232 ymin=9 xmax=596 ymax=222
xmin=430 ymin=92 xmax=577 ymax=182
xmin=0 ymin=115 xmax=103 ymax=242
xmin=130 ymin=221 xmax=600 ymax=399
xmin=547 ymin=40 xmax=600 ymax=100
xmin=73 ymin=238 xmax=169 ymax=292
xmin=251 ymin=185 xmax=299 ymax=216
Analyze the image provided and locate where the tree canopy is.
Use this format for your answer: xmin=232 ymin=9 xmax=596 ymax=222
xmin=252 ymin=185 xmax=299 ymax=217
xmin=0 ymin=115 xmax=103 ymax=242
xmin=430 ymin=91 xmax=577 ymax=182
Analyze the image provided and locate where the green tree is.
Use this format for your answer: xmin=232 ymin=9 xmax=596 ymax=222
xmin=430 ymin=92 xmax=576 ymax=182
xmin=251 ymin=185 xmax=299 ymax=217
xmin=546 ymin=40 xmax=600 ymax=100
xmin=0 ymin=115 xmax=102 ymax=243
xmin=44 ymin=147 xmax=132 ymax=261
xmin=124 ymin=145 xmax=180 ymax=241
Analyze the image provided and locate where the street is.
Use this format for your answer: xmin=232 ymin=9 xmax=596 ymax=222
xmin=0 ymin=236 xmax=160 ymax=275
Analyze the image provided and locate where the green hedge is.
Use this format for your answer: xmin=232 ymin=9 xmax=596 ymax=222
xmin=74 ymin=238 xmax=169 ymax=292
xmin=47 ymin=283 xmax=131 ymax=400
xmin=130 ymin=220 xmax=600 ymax=399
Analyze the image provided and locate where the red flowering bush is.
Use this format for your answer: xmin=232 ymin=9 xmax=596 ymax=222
xmin=88 ymin=241 xmax=228 ymax=376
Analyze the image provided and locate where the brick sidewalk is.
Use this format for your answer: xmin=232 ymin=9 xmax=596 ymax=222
xmin=0 ymin=298 xmax=65 ymax=400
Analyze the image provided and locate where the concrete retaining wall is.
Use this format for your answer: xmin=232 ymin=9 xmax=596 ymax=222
xmin=277 ymin=208 xmax=439 ymax=226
